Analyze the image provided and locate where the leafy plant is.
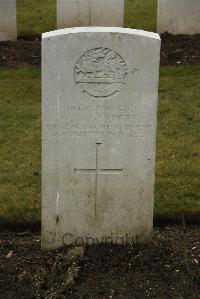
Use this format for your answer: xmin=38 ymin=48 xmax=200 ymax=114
xmin=32 ymin=247 xmax=85 ymax=299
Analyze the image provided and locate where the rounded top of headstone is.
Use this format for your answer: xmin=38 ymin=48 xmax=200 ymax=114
xmin=42 ymin=27 xmax=160 ymax=41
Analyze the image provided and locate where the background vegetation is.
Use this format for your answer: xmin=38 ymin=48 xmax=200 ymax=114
xmin=0 ymin=0 xmax=199 ymax=225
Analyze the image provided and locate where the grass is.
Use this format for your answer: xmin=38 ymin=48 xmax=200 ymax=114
xmin=0 ymin=66 xmax=199 ymax=224
xmin=155 ymin=66 xmax=200 ymax=218
xmin=125 ymin=0 xmax=157 ymax=32
xmin=0 ymin=68 xmax=41 ymax=224
xmin=17 ymin=0 xmax=157 ymax=35
xmin=17 ymin=0 xmax=56 ymax=36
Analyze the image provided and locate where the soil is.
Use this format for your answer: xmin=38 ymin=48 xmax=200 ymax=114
xmin=160 ymin=33 xmax=200 ymax=65
xmin=0 ymin=35 xmax=41 ymax=68
xmin=0 ymin=226 xmax=200 ymax=298
xmin=0 ymin=33 xmax=200 ymax=67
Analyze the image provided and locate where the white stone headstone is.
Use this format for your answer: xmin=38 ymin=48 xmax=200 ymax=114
xmin=0 ymin=0 xmax=17 ymax=41
xmin=42 ymin=27 xmax=160 ymax=250
xmin=157 ymin=0 xmax=200 ymax=34
xmin=57 ymin=0 xmax=124 ymax=28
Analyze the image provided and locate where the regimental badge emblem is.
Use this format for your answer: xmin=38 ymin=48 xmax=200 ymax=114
xmin=75 ymin=47 xmax=128 ymax=98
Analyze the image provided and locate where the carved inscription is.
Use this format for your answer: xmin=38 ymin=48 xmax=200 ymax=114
xmin=46 ymin=104 xmax=153 ymax=138
xmin=74 ymin=143 xmax=123 ymax=217
xmin=75 ymin=48 xmax=128 ymax=98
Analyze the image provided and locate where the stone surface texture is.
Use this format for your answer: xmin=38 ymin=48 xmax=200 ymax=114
xmin=157 ymin=0 xmax=200 ymax=34
xmin=0 ymin=0 xmax=17 ymax=41
xmin=42 ymin=27 xmax=160 ymax=250
xmin=57 ymin=0 xmax=124 ymax=28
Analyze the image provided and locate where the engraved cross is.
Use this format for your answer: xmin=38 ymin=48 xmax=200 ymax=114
xmin=74 ymin=143 xmax=123 ymax=217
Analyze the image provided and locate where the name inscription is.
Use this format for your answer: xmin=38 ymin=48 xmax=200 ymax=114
xmin=46 ymin=104 xmax=153 ymax=138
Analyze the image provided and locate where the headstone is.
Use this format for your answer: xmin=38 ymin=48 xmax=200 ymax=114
xmin=42 ymin=27 xmax=160 ymax=250
xmin=0 ymin=0 xmax=17 ymax=41
xmin=157 ymin=0 xmax=200 ymax=34
xmin=57 ymin=0 xmax=124 ymax=28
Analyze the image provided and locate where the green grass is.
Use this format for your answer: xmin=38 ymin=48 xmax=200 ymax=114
xmin=0 ymin=66 xmax=199 ymax=224
xmin=125 ymin=0 xmax=157 ymax=32
xmin=155 ymin=66 xmax=200 ymax=218
xmin=17 ymin=0 xmax=157 ymax=35
xmin=0 ymin=69 xmax=41 ymax=223
xmin=17 ymin=0 xmax=56 ymax=35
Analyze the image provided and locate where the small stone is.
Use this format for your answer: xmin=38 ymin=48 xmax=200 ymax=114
xmin=6 ymin=250 xmax=13 ymax=259
xmin=165 ymin=264 xmax=170 ymax=268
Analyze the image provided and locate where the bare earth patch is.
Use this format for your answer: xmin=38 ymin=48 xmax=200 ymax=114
xmin=0 ymin=35 xmax=41 ymax=68
xmin=0 ymin=34 xmax=200 ymax=68
xmin=0 ymin=226 xmax=200 ymax=298
xmin=161 ymin=33 xmax=200 ymax=65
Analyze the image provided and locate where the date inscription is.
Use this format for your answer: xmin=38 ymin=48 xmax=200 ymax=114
xmin=46 ymin=104 xmax=153 ymax=138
